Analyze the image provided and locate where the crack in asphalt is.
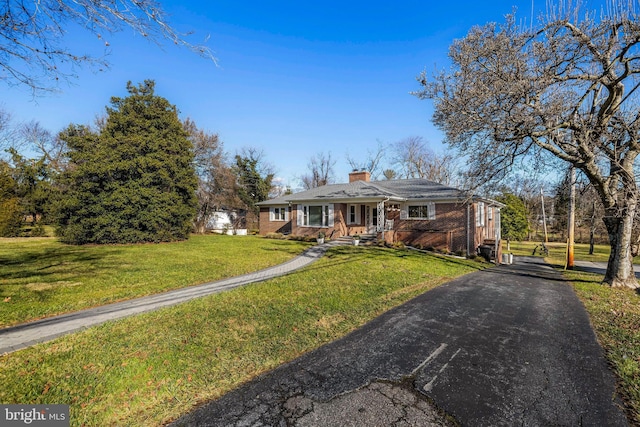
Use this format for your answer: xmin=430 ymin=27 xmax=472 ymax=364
xmin=286 ymin=380 xmax=456 ymax=427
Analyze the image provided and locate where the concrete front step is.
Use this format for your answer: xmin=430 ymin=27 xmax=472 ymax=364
xmin=334 ymin=234 xmax=377 ymax=244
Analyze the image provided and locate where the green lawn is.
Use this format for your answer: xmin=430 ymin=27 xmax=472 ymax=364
xmin=504 ymin=240 xmax=611 ymax=263
xmin=0 ymin=245 xmax=482 ymax=426
xmin=3 ymin=237 xmax=637 ymax=425
xmin=0 ymin=234 xmax=311 ymax=327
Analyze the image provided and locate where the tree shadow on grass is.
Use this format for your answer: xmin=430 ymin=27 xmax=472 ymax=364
xmin=0 ymin=244 xmax=124 ymax=282
xmin=259 ymin=240 xmax=315 ymax=256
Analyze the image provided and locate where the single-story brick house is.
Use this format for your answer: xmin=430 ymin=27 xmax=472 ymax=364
xmin=257 ymin=171 xmax=503 ymax=260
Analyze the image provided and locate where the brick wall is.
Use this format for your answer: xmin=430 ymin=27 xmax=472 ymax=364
xmin=259 ymin=201 xmax=493 ymax=257
xmin=258 ymin=207 xmax=292 ymax=235
xmin=395 ymin=202 xmax=468 ymax=253
xmin=286 ymin=203 xmax=348 ymax=239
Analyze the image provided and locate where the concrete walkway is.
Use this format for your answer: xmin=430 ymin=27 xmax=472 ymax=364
xmin=0 ymin=241 xmax=345 ymax=355
xmin=171 ymin=256 xmax=628 ymax=426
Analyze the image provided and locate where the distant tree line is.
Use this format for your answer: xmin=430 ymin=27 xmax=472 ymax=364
xmin=0 ymin=80 xmax=273 ymax=243
xmin=0 ymin=81 xmax=616 ymax=250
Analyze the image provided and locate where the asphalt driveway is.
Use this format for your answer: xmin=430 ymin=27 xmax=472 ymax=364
xmin=171 ymin=256 xmax=628 ymax=426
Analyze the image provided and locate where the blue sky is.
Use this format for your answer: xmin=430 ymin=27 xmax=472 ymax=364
xmin=3 ymin=1 xmax=546 ymax=189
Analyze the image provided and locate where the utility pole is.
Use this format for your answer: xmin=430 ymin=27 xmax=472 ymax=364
xmin=541 ymin=188 xmax=548 ymax=243
xmin=565 ymin=166 xmax=575 ymax=270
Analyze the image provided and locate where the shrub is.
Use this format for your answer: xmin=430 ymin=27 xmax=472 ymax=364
xmin=0 ymin=198 xmax=23 ymax=237
xmin=29 ymin=224 xmax=47 ymax=237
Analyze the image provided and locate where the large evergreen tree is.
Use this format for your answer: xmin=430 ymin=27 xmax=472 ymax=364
xmin=55 ymin=80 xmax=197 ymax=244
xmin=9 ymin=148 xmax=51 ymax=230
xmin=497 ymin=191 xmax=529 ymax=244
xmin=234 ymin=152 xmax=274 ymax=214
xmin=0 ymin=160 xmax=23 ymax=237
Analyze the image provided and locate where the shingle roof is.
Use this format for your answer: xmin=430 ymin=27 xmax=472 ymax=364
xmin=373 ymin=179 xmax=468 ymax=200
xmin=257 ymin=178 xmax=475 ymax=205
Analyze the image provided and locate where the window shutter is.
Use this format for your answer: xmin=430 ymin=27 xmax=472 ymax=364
xmin=297 ymin=205 xmax=303 ymax=226
xmin=269 ymin=207 xmax=275 ymax=221
xmin=327 ymin=204 xmax=334 ymax=227
xmin=428 ymin=203 xmax=436 ymax=220
xmin=400 ymin=205 xmax=408 ymax=220
xmin=284 ymin=208 xmax=289 ymax=221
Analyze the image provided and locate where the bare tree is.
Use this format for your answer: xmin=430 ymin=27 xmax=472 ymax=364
xmin=346 ymin=140 xmax=386 ymax=179
xmin=392 ymin=136 xmax=458 ymax=185
xmin=382 ymin=169 xmax=398 ymax=180
xmin=300 ymin=152 xmax=335 ymax=189
xmin=19 ymin=121 xmax=68 ymax=173
xmin=1 ymin=0 xmax=215 ymax=93
xmin=416 ymin=2 xmax=640 ymax=288
xmin=184 ymin=119 xmax=238 ymax=234
xmin=580 ymin=184 xmax=606 ymax=254
xmin=0 ymin=108 xmax=22 ymax=158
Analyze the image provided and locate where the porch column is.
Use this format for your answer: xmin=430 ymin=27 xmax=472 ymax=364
xmin=377 ymin=200 xmax=385 ymax=240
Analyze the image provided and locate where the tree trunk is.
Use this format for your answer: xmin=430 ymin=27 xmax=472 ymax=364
xmin=602 ymin=204 xmax=639 ymax=289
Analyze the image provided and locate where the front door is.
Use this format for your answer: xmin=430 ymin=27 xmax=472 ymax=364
xmin=365 ymin=204 xmax=379 ymax=234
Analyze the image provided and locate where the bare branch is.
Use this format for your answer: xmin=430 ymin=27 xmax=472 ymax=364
xmin=416 ymin=0 xmax=640 ymax=287
xmin=300 ymin=152 xmax=336 ymax=189
xmin=0 ymin=0 xmax=216 ymax=94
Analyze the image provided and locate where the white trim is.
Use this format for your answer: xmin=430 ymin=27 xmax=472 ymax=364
xmin=298 ymin=203 xmax=334 ymax=227
xmin=476 ymin=202 xmax=485 ymax=227
xmin=327 ymin=204 xmax=334 ymax=227
xmin=297 ymin=206 xmax=303 ymax=226
xmin=269 ymin=207 xmax=288 ymax=221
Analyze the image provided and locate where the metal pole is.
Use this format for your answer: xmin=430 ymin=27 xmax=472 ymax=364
xmin=565 ymin=166 xmax=575 ymax=270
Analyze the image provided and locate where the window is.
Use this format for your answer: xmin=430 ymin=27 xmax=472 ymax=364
xmin=309 ymin=205 xmax=323 ymax=225
xmin=270 ymin=207 xmax=288 ymax=221
xmin=402 ymin=203 xmax=436 ymax=220
xmin=298 ymin=204 xmax=333 ymax=227
xmin=488 ymin=207 xmax=493 ymax=221
xmin=476 ymin=202 xmax=485 ymax=226
xmin=347 ymin=204 xmax=361 ymax=224
xmin=408 ymin=206 xmax=429 ymax=218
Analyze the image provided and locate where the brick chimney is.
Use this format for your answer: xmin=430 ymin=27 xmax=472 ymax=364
xmin=349 ymin=170 xmax=371 ymax=182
